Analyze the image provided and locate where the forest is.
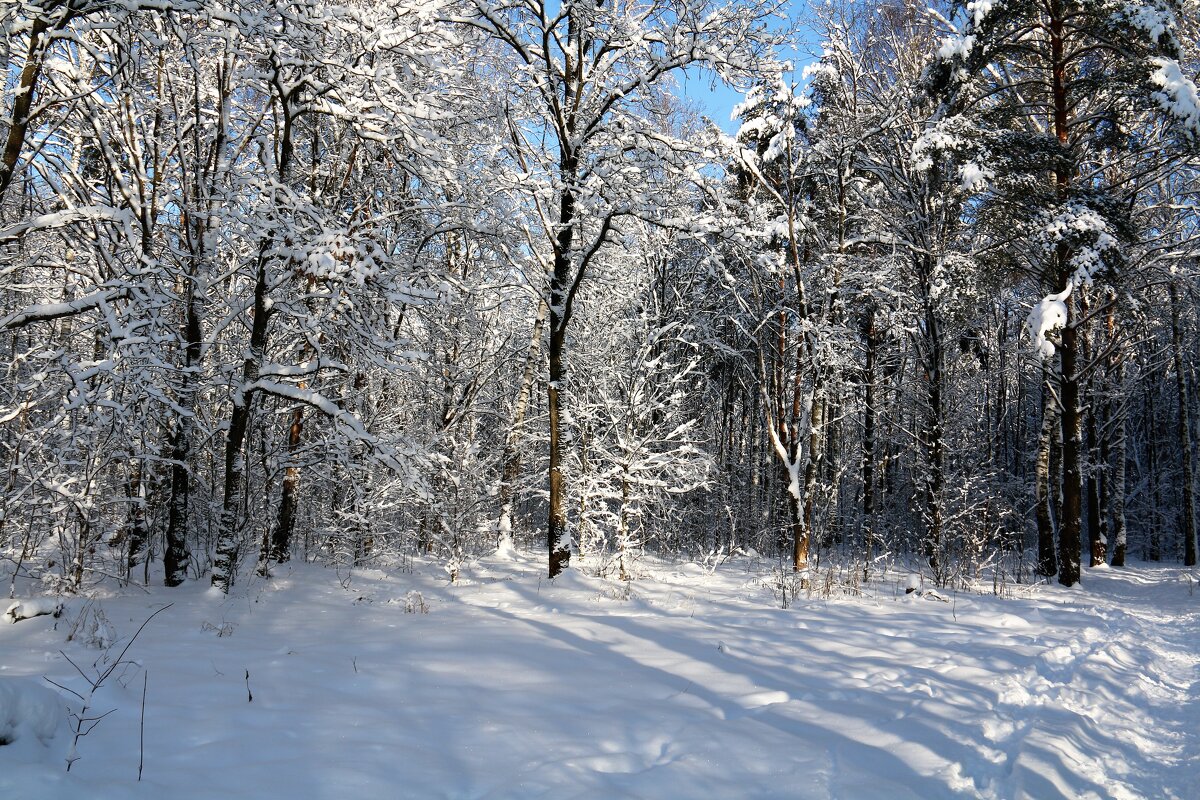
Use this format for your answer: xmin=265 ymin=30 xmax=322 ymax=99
xmin=1 ymin=0 xmax=1198 ymax=595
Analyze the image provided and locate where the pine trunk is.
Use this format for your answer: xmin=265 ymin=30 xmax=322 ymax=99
xmin=1169 ymin=283 xmax=1197 ymax=566
xmin=921 ymin=301 xmax=945 ymax=583
xmin=1058 ymin=306 xmax=1083 ymax=586
xmin=547 ymin=319 xmax=570 ymax=577
xmin=1050 ymin=0 xmax=1082 ymax=587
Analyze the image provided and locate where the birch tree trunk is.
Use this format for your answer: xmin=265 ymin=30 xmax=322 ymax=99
xmin=1035 ymin=367 xmax=1059 ymax=577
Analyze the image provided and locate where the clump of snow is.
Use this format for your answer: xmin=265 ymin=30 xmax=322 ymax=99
xmin=1026 ymin=283 xmax=1072 ymax=359
xmin=64 ymin=601 xmax=115 ymax=649
xmin=1038 ymin=203 xmax=1121 ymax=285
xmin=1117 ymin=2 xmax=1177 ymax=45
xmin=3 ymin=599 xmax=63 ymax=624
xmin=403 ymin=591 xmax=428 ymax=614
xmin=281 ymin=231 xmax=384 ymax=286
xmin=1148 ymin=57 xmax=1200 ymax=139
xmin=494 ymin=535 xmax=516 ymax=561
xmin=958 ymin=161 xmax=994 ymax=192
xmin=937 ymin=33 xmax=976 ymax=61
xmin=0 ymin=678 xmax=69 ymax=758
xmin=730 ymin=83 xmax=765 ymax=124
xmin=734 ymin=73 xmax=809 ymax=165
xmin=966 ymin=0 xmax=1000 ymax=28
xmin=801 ymin=60 xmax=838 ymax=83
xmin=911 ymin=118 xmax=974 ymax=172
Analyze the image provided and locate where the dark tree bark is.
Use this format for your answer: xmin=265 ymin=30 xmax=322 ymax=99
xmin=211 ymin=254 xmax=272 ymax=592
xmin=0 ymin=15 xmax=51 ymax=204
xmin=1049 ymin=0 xmax=1082 ymax=587
xmin=1082 ymin=291 xmax=1106 ymax=567
xmin=546 ymin=146 xmax=577 ymax=579
xmin=861 ymin=309 xmax=878 ymax=578
xmin=123 ymin=462 xmax=149 ymax=582
xmin=270 ymin=404 xmax=304 ymax=563
xmin=1057 ymin=298 xmax=1083 ymax=587
xmin=1169 ymin=283 xmax=1197 ymax=567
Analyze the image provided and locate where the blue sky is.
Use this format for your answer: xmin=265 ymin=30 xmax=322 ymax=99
xmin=677 ymin=67 xmax=750 ymax=132
xmin=675 ymin=5 xmax=816 ymax=132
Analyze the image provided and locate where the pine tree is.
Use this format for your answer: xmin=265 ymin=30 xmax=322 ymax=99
xmin=925 ymin=0 xmax=1200 ymax=585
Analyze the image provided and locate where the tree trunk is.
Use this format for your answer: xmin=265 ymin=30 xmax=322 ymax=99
xmin=1170 ymin=283 xmax=1197 ymax=566
xmin=797 ymin=388 xmax=822 ymax=572
xmin=547 ymin=318 xmax=570 ymax=577
xmin=1100 ymin=288 xmax=1124 ymax=567
xmin=163 ymin=47 xmax=232 ymax=586
xmin=618 ymin=468 xmax=631 ymax=581
xmin=920 ymin=300 xmax=946 ymax=583
xmin=1086 ymin=410 xmax=1104 ymax=566
xmin=1083 ymin=295 xmax=1106 ymax=566
xmin=1058 ymin=305 xmax=1083 ymax=586
xmin=211 ymin=255 xmax=271 ymax=592
xmin=861 ymin=311 xmax=877 ymax=579
xmin=1035 ymin=367 xmax=1059 ymax=576
xmin=163 ymin=278 xmax=200 ymax=586
xmin=497 ymin=297 xmax=548 ymax=549
xmin=546 ymin=158 xmax=576 ymax=577
xmin=1049 ymin=0 xmax=1082 ymax=587
xmin=0 ymin=16 xmax=51 ymax=204
xmin=1110 ymin=400 xmax=1128 ymax=567
xmin=1147 ymin=376 xmax=1162 ymax=560
xmin=267 ymin=274 xmax=318 ymax=569
xmin=270 ymin=404 xmax=304 ymax=564
xmin=123 ymin=462 xmax=148 ymax=583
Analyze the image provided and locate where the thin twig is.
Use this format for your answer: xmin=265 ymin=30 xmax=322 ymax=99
xmin=138 ymin=670 xmax=147 ymax=781
xmin=98 ymin=603 xmax=172 ymax=686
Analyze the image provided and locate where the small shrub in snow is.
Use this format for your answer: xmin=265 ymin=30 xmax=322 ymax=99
xmin=47 ymin=604 xmax=171 ymax=772
xmin=201 ymin=621 xmax=237 ymax=637
xmin=767 ymin=568 xmax=808 ymax=609
xmin=65 ymin=601 xmax=115 ymax=650
xmin=404 ymin=591 xmax=428 ymax=614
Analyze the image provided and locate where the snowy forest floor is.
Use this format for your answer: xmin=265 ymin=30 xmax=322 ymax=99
xmin=2 ymin=552 xmax=1198 ymax=800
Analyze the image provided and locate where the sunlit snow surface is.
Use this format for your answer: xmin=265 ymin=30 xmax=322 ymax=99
xmin=2 ymin=555 xmax=1197 ymax=799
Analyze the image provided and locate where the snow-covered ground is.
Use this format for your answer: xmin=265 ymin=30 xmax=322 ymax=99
xmin=2 ymin=554 xmax=1197 ymax=799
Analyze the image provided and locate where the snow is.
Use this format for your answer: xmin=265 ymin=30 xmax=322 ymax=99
xmin=1026 ymin=283 xmax=1071 ymax=359
xmin=4 ymin=598 xmax=64 ymax=623
xmin=937 ymin=34 xmax=976 ymax=62
xmin=966 ymin=0 xmax=1000 ymax=28
xmin=0 ymin=678 xmax=68 ymax=752
xmin=959 ymin=161 xmax=994 ymax=192
xmin=1037 ymin=203 xmax=1121 ymax=286
xmin=1119 ymin=2 xmax=1177 ymax=45
xmin=1 ymin=556 xmax=1197 ymax=799
xmin=1148 ymin=57 xmax=1200 ymax=139
xmin=0 ymin=677 xmax=70 ymax=795
xmin=911 ymin=119 xmax=970 ymax=172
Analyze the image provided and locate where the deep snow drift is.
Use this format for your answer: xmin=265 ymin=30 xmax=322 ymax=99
xmin=1 ymin=554 xmax=1197 ymax=799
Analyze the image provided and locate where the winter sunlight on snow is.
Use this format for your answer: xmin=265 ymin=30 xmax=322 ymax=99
xmin=3 ymin=0 xmax=1199 ymax=796
xmin=2 ymin=555 xmax=1198 ymax=799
